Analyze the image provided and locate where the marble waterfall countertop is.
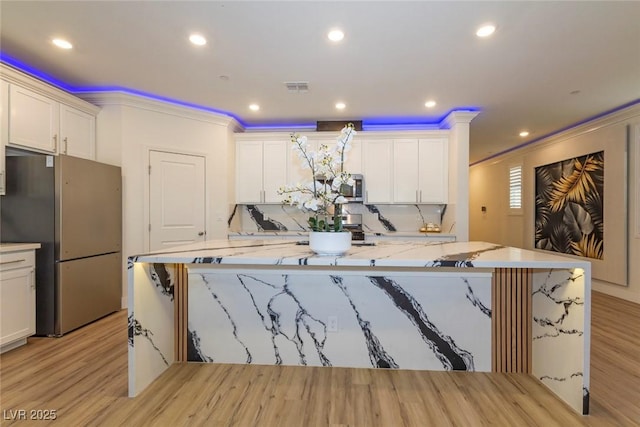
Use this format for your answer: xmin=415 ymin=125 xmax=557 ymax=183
xmin=129 ymin=239 xmax=592 ymax=414
xmin=131 ymin=239 xmax=590 ymax=270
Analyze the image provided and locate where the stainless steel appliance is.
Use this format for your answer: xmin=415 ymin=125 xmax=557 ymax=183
xmin=315 ymin=174 xmax=364 ymax=203
xmin=1 ymin=154 xmax=122 ymax=336
xmin=341 ymin=214 xmax=365 ymax=241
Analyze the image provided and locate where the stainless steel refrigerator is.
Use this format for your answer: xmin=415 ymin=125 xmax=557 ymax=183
xmin=1 ymin=154 xmax=122 ymax=336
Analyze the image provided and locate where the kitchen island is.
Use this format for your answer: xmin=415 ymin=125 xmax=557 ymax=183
xmin=128 ymin=240 xmax=590 ymax=414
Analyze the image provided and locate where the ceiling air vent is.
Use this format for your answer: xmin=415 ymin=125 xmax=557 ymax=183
xmin=284 ymin=81 xmax=309 ymax=93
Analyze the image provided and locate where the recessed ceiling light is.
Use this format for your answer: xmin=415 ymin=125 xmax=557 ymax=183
xmin=519 ymin=131 xmax=530 ymax=137
xmin=335 ymin=102 xmax=346 ymax=110
xmin=189 ymin=34 xmax=207 ymax=46
xmin=52 ymin=38 xmax=72 ymax=49
xmin=476 ymin=24 xmax=496 ymax=38
xmin=424 ymin=100 xmax=436 ymax=108
xmin=328 ymin=29 xmax=344 ymax=42
xmin=249 ymin=104 xmax=260 ymax=111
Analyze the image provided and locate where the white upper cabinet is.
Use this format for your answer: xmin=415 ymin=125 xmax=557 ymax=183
xmin=2 ymin=64 xmax=98 ymax=160
xmin=343 ymin=137 xmax=362 ymax=175
xmin=289 ymin=138 xmax=317 ymax=187
xmin=236 ymin=140 xmax=288 ymax=204
xmin=59 ymin=104 xmax=96 ymax=159
xmin=8 ymin=85 xmax=58 ymax=153
xmin=363 ymin=139 xmax=393 ymax=203
xmin=262 ymin=140 xmax=288 ymax=203
xmin=236 ymin=141 xmax=264 ymax=203
xmin=392 ymin=137 xmax=449 ymax=204
xmin=393 ymin=139 xmax=420 ymax=203
xmin=235 ymin=131 xmax=448 ymax=206
xmin=418 ymin=138 xmax=448 ymax=203
xmin=312 ymin=135 xmax=362 ymax=175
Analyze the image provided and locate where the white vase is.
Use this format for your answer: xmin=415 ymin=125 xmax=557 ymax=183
xmin=309 ymin=231 xmax=352 ymax=256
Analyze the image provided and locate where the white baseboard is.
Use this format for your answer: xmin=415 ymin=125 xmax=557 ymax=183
xmin=593 ymin=279 xmax=640 ymax=304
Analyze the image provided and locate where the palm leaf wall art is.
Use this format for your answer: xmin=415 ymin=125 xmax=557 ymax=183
xmin=534 ymin=151 xmax=604 ymax=260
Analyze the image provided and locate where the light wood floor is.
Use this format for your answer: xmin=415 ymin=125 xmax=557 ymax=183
xmin=1 ymin=291 xmax=638 ymax=426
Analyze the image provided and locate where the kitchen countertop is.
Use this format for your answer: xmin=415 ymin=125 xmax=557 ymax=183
xmin=227 ymin=231 xmax=456 ymax=239
xmin=131 ymin=239 xmax=590 ymax=270
xmin=228 ymin=231 xmax=307 ymax=238
xmin=367 ymin=231 xmax=456 ymax=238
xmin=0 ymin=243 xmax=42 ymax=253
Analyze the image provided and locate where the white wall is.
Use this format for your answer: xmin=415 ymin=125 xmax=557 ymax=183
xmin=470 ymin=103 xmax=640 ymax=303
xmin=86 ymin=93 xmax=238 ymax=308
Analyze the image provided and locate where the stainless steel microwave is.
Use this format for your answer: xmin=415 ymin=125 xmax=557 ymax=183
xmin=316 ymin=174 xmax=364 ymax=203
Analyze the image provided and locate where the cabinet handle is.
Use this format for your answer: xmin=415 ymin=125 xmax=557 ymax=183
xmin=0 ymin=259 xmax=26 ymax=265
xmin=198 ymin=231 xmax=205 ymax=236
xmin=420 ymin=190 xmax=423 ymax=203
xmin=64 ymin=137 xmax=68 ymax=154
xmin=53 ymin=134 xmax=58 ymax=152
xmin=0 ymin=171 xmax=4 ymax=192
xmin=416 ymin=190 xmax=419 ymax=203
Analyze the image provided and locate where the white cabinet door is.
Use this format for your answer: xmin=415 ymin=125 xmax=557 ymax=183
xmin=0 ymin=80 xmax=8 ymax=195
xmin=8 ymin=85 xmax=58 ymax=153
xmin=60 ymin=104 xmax=95 ymax=159
xmin=262 ymin=140 xmax=288 ymax=203
xmin=313 ymin=136 xmax=362 ymax=175
xmin=363 ymin=139 xmax=393 ymax=203
xmin=288 ymin=138 xmax=317 ymax=186
xmin=0 ymin=267 xmax=35 ymax=347
xmin=343 ymin=137 xmax=362 ymax=175
xmin=236 ymin=141 xmax=264 ymax=203
xmin=418 ymin=138 xmax=448 ymax=203
xmin=393 ymin=139 xmax=420 ymax=203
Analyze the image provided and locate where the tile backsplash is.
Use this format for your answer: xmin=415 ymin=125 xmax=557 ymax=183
xmin=229 ymin=203 xmax=453 ymax=234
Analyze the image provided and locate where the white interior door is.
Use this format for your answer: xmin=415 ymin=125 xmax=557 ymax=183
xmin=149 ymin=150 xmax=206 ymax=251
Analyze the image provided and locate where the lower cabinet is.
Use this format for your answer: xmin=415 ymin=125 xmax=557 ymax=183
xmin=0 ymin=248 xmax=37 ymax=353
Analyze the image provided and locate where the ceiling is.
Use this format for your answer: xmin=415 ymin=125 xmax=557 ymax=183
xmin=1 ymin=1 xmax=639 ymax=163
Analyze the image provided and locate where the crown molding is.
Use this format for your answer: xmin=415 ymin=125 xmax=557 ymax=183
xmin=78 ymin=91 xmax=240 ymax=128
xmin=234 ymin=129 xmax=450 ymax=141
xmin=0 ymin=63 xmax=100 ymax=114
xmin=441 ymin=111 xmax=480 ymax=129
xmin=471 ymin=101 xmax=640 ymax=166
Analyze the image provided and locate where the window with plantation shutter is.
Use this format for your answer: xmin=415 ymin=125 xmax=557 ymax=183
xmin=509 ymin=165 xmax=522 ymax=212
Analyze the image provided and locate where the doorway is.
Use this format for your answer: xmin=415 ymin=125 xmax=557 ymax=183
xmin=148 ymin=150 xmax=206 ymax=251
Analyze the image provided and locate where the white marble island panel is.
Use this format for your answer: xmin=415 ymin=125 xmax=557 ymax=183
xmin=128 ymin=240 xmax=591 ymax=415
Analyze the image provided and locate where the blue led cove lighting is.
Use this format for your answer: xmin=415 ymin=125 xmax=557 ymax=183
xmin=1 ymin=53 xmax=482 ymax=131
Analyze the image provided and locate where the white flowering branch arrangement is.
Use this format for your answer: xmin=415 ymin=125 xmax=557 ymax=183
xmin=278 ymin=123 xmax=357 ymax=232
